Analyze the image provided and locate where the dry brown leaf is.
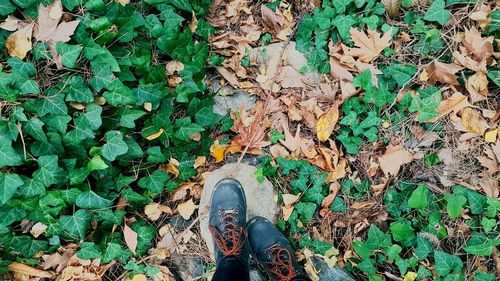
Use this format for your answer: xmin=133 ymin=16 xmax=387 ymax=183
xmin=6 ymin=23 xmax=34 ymax=59
xmin=144 ymin=203 xmax=163 ymax=221
xmin=261 ymin=4 xmax=285 ymax=34
xmin=378 ymin=144 xmax=413 ymax=176
xmin=343 ymin=28 xmax=392 ymax=62
xmin=452 ymin=51 xmax=486 ymax=72
xmin=479 ymin=173 xmax=499 ymax=199
xmin=426 ymin=92 xmax=470 ymax=123
xmin=30 ymin=222 xmax=47 ymax=238
xmin=468 ymin=71 xmax=488 ymax=92
xmin=193 ymin=156 xmax=207 ymax=168
xmin=316 ymin=104 xmax=339 ymax=141
xmin=189 ymin=12 xmax=198 ymax=33
xmin=282 ymin=206 xmax=294 ymax=221
xmin=270 ymin=143 xmax=290 ymax=158
xmin=178 ymin=199 xmax=196 ymax=220
xmin=216 ymin=66 xmax=239 ymax=87
xmin=164 ymin=158 xmax=180 ymax=178
xmin=282 ymin=193 xmax=301 ymax=206
xmin=426 ymin=60 xmax=463 ymax=85
xmin=461 ymin=107 xmax=490 ymax=135
xmin=382 ymin=0 xmax=401 ymax=18
xmin=123 ymin=223 xmax=138 ymax=255
xmin=34 ymin=0 xmax=80 ymax=44
xmin=166 ymin=61 xmax=184 ymax=75
xmin=0 ymin=15 xmax=20 ymax=31
xmin=463 ymin=27 xmax=494 ymax=61
xmin=9 ymin=262 xmax=53 ymax=278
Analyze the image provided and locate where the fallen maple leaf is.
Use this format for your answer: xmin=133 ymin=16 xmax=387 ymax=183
xmin=426 ymin=60 xmax=463 ymax=85
xmin=316 ymin=103 xmax=340 ymax=141
xmin=463 ymin=27 xmax=494 ymax=61
xmin=343 ymin=28 xmax=392 ymax=63
xmin=178 ymin=199 xmax=196 ymax=220
xmin=6 ymin=23 xmax=34 ymax=59
xmin=468 ymin=71 xmax=489 ymax=92
xmin=378 ymin=144 xmax=413 ymax=176
xmin=426 ymin=92 xmax=470 ymax=123
xmin=123 ymin=223 xmax=138 ymax=255
xmin=34 ymin=0 xmax=79 ymax=44
xmin=261 ymin=4 xmax=285 ymax=34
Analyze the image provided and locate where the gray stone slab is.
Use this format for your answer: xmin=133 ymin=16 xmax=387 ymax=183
xmin=199 ymin=163 xmax=280 ymax=260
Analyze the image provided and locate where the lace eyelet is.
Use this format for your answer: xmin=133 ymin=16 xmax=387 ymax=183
xmin=235 ymin=209 xmax=239 ymax=214
xmin=217 ymin=211 xmax=222 ymax=215
xmin=219 ymin=218 xmax=223 ymax=222
xmin=235 ymin=218 xmax=239 ymax=222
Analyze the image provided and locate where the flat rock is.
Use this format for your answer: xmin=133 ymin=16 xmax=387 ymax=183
xmin=312 ymin=256 xmax=357 ymax=281
xmin=170 ymin=254 xmax=204 ymax=281
xmin=213 ymin=91 xmax=257 ymax=116
xmin=199 ymin=163 xmax=280 ymax=260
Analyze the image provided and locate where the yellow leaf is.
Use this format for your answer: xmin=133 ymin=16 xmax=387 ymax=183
xmin=404 ymin=271 xmax=417 ymax=281
xmin=193 ymin=156 xmax=207 ymax=168
xmin=419 ymin=69 xmax=429 ymax=82
xmin=114 ymin=0 xmax=130 ymax=6
xmin=210 ymin=141 xmax=227 ymax=163
xmin=164 ymin=158 xmax=180 ymax=177
xmin=484 ymin=129 xmax=498 ymax=143
xmin=129 ymin=274 xmax=147 ymax=281
xmin=316 ymin=104 xmax=339 ymax=141
xmin=461 ymin=108 xmax=489 ymax=135
xmin=178 ymin=199 xmax=196 ymax=220
xmin=146 ymin=128 xmax=164 ymax=140
xmin=6 ymin=23 xmax=34 ymax=59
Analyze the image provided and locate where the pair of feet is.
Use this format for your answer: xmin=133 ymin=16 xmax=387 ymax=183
xmin=209 ymin=178 xmax=306 ymax=281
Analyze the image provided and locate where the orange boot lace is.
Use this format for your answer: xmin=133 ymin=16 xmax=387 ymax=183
xmin=209 ymin=209 xmax=247 ymax=256
xmin=263 ymin=245 xmax=299 ymax=281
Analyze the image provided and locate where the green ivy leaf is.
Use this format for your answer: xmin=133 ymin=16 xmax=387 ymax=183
xmin=32 ymin=155 xmax=65 ymax=187
xmin=77 ymin=242 xmax=102 ymax=260
xmin=103 ymin=80 xmax=137 ymax=106
xmin=0 ymin=173 xmax=23 ymax=205
xmin=138 ymin=170 xmax=170 ymax=195
xmin=0 ymin=0 xmax=16 ymax=16
xmin=424 ymin=0 xmax=452 ymax=25
xmin=76 ymin=191 xmax=112 ymax=209
xmin=390 ymin=221 xmax=414 ymax=242
xmin=0 ymin=137 xmax=22 ymax=167
xmin=58 ymin=209 xmax=92 ymax=240
xmin=175 ymin=119 xmax=204 ymax=141
xmin=101 ymin=131 xmax=129 ymax=161
xmin=56 ymin=42 xmax=83 ymax=69
xmin=444 ymin=193 xmax=466 ymax=218
xmin=333 ymin=0 xmax=353 ymax=13
xmin=434 ymin=250 xmax=463 ymax=276
xmin=414 ymin=234 xmax=434 ymax=260
xmin=409 ymin=90 xmax=441 ymax=122
xmin=474 ymin=271 xmax=496 ymax=281
xmin=332 ymin=15 xmax=357 ymax=42
xmin=384 ymin=63 xmax=417 ymax=87
xmin=295 ymin=202 xmax=317 ymax=222
xmin=407 ymin=184 xmax=428 ymax=210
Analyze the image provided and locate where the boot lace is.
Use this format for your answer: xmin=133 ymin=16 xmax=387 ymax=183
xmin=209 ymin=209 xmax=246 ymax=257
xmin=263 ymin=245 xmax=299 ymax=281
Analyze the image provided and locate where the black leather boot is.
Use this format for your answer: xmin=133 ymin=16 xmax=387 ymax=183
xmin=209 ymin=178 xmax=249 ymax=266
xmin=247 ymin=217 xmax=309 ymax=281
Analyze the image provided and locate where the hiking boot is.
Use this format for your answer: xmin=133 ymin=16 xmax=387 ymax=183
xmin=209 ymin=178 xmax=249 ymax=265
xmin=248 ymin=217 xmax=308 ymax=281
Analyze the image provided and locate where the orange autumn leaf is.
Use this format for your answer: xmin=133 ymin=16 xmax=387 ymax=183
xmin=210 ymin=140 xmax=227 ymax=163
